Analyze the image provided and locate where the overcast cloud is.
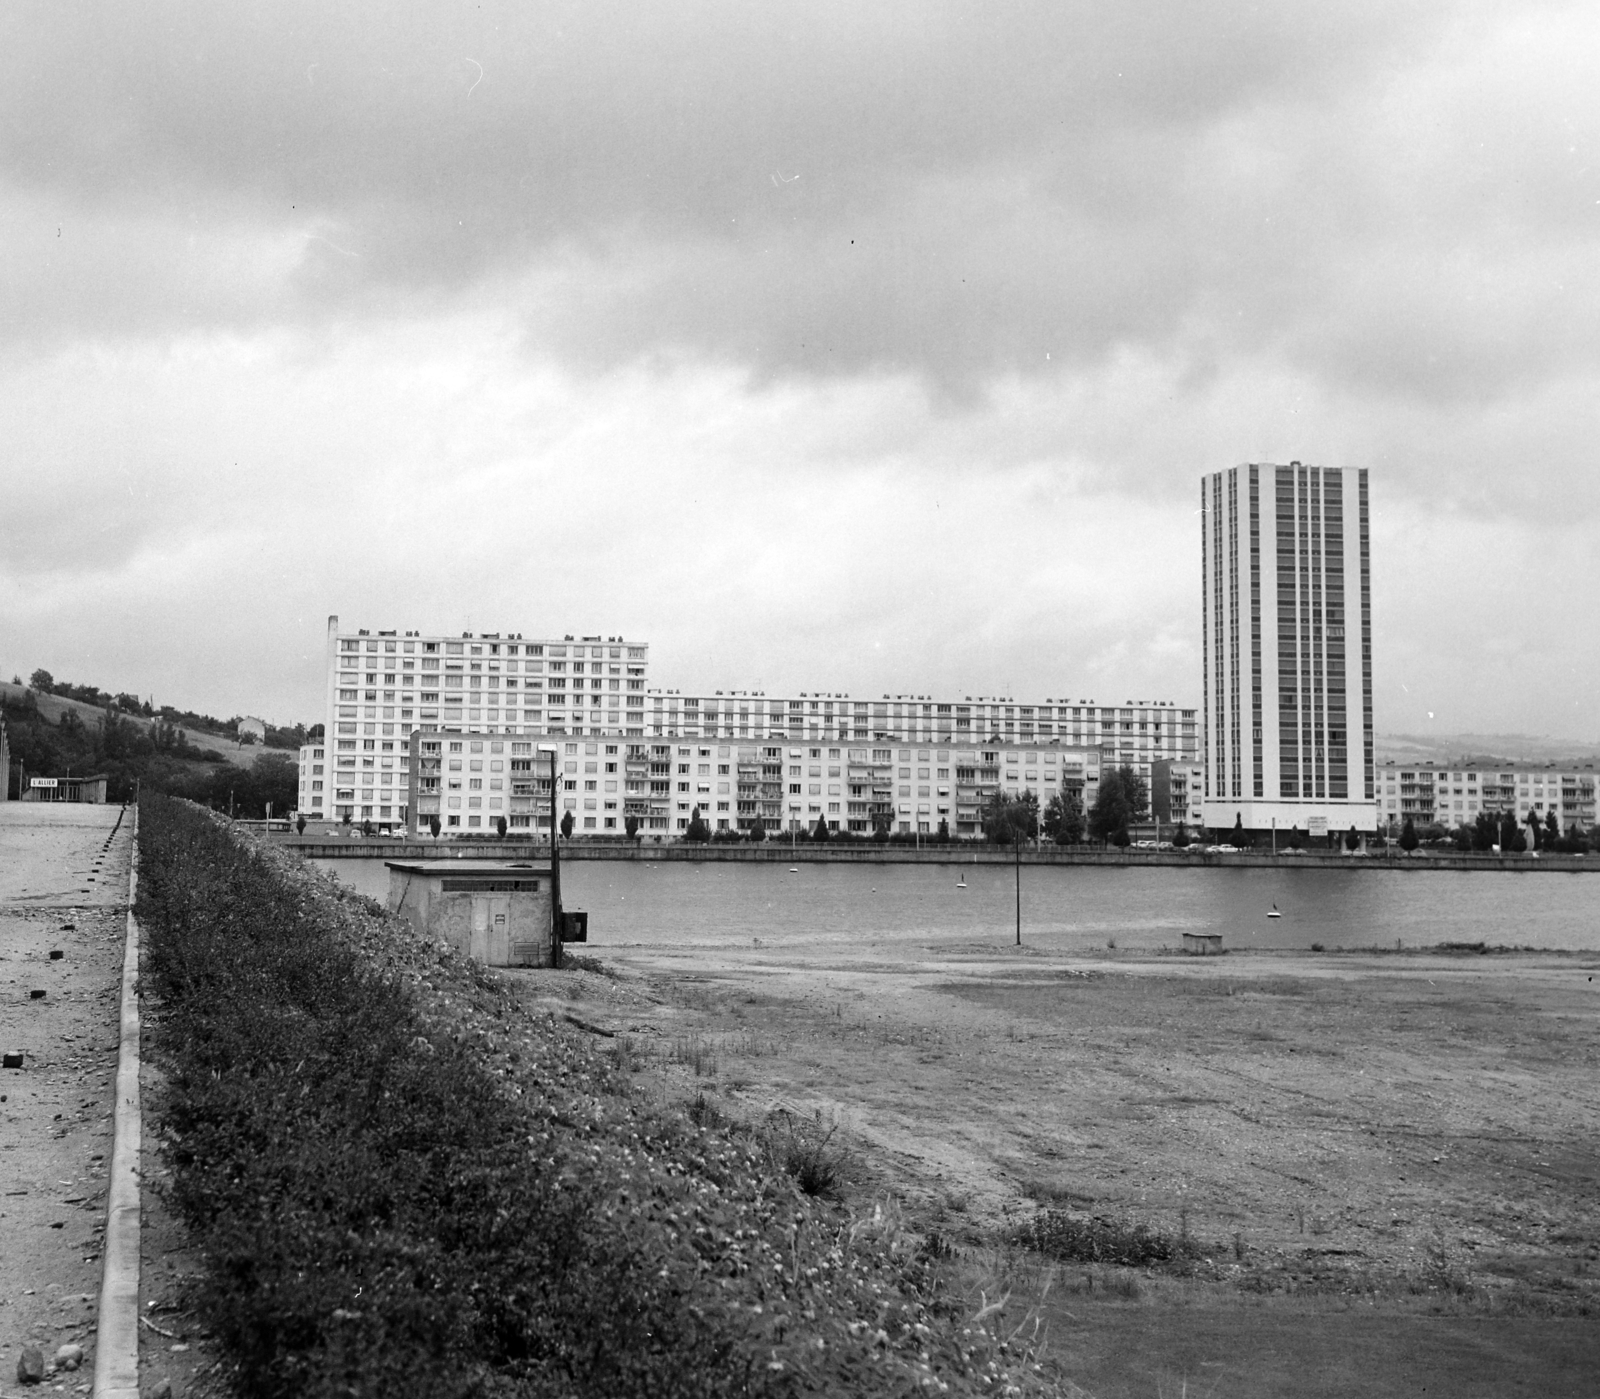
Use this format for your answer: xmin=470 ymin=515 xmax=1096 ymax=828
xmin=1 ymin=0 xmax=1596 ymax=740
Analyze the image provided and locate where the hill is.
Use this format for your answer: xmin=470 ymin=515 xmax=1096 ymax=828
xmin=1376 ymin=731 xmax=1600 ymax=768
xmin=0 ymin=681 xmax=292 ymax=769
xmin=0 ymin=683 xmax=297 ymax=814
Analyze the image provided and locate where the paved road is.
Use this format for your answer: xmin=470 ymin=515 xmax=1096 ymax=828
xmin=0 ymin=802 xmax=133 ymax=1386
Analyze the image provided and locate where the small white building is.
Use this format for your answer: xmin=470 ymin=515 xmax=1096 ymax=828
xmin=238 ymin=716 xmax=267 ymax=744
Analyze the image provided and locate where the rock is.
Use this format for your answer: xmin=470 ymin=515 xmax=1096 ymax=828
xmin=142 ymin=1378 xmax=174 ymax=1399
xmin=53 ymin=1343 xmax=83 ymax=1370
xmin=16 ymin=1345 xmax=45 ymax=1384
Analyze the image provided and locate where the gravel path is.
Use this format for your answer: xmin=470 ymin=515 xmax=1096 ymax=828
xmin=0 ymin=803 xmax=132 ymax=1392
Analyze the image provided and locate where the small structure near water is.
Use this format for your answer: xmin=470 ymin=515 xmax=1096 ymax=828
xmin=1181 ymin=932 xmax=1225 ymax=956
xmin=386 ymin=859 xmax=558 ymax=967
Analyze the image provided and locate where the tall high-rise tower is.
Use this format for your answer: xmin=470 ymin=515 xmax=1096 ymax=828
xmin=1199 ymin=463 xmax=1377 ymax=836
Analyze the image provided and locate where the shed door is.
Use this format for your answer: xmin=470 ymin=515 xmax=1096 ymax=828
xmin=488 ymin=895 xmax=511 ymax=964
xmin=470 ymin=896 xmax=492 ymax=961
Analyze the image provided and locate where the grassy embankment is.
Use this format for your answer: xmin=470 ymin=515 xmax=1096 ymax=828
xmin=135 ymin=794 xmax=1068 ymax=1399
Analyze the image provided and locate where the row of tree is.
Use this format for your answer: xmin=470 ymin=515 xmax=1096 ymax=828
xmin=1397 ymin=810 xmax=1600 ymax=855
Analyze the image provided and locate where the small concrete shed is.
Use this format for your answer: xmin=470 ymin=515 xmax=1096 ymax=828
xmin=386 ymin=860 xmax=556 ymax=967
xmin=1181 ymin=932 xmax=1224 ymax=956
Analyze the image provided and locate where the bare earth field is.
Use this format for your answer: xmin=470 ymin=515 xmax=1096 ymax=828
xmin=517 ymin=933 xmax=1600 ymax=1397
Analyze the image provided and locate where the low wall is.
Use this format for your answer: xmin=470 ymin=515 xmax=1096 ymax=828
xmin=284 ymin=838 xmax=1597 ymax=871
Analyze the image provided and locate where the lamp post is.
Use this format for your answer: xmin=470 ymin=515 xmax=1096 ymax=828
xmin=1014 ymin=824 xmax=1022 ymax=947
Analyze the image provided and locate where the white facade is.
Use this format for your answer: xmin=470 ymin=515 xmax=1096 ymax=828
xmin=324 ymin=616 xmax=650 ymax=827
xmin=1200 ymin=463 xmax=1378 ymax=833
xmin=578 ymin=737 xmax=1101 ymax=836
xmin=1376 ymin=762 xmax=1597 ymax=832
xmin=324 ymin=615 xmax=1195 ymax=834
xmin=641 ymin=692 xmax=1193 ymax=776
xmin=296 ymin=743 xmax=325 ymax=816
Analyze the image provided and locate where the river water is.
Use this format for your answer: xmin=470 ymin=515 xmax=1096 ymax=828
xmin=310 ymin=857 xmax=1600 ymax=954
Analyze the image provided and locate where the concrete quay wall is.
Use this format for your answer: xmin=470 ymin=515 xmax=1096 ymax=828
xmin=282 ymin=838 xmax=1596 ymax=872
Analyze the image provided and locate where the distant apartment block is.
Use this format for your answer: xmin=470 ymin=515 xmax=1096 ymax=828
xmin=1377 ymin=762 xmax=1597 ymax=832
xmin=1200 ymin=463 xmax=1378 ymax=834
xmin=322 ymin=615 xmax=1196 ymax=833
xmin=640 ymin=693 xmax=1193 ymax=775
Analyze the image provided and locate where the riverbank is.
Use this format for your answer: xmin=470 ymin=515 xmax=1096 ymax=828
xmin=283 ymin=836 xmax=1598 ymax=872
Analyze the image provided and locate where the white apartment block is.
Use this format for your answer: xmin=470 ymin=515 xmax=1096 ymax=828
xmin=1200 ymin=462 xmax=1378 ymax=834
xmin=641 ymin=692 xmax=1194 ymax=778
xmin=1377 ymin=762 xmax=1597 ymax=832
xmin=322 ymin=615 xmax=1195 ymax=834
xmin=297 ymin=742 xmax=325 ymax=816
xmin=323 ymin=616 xmax=650 ymax=826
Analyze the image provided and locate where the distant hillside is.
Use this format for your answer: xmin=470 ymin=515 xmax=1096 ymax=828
xmin=0 ymin=681 xmax=290 ymax=768
xmin=1376 ymin=731 xmax=1600 ymax=768
xmin=0 ymin=683 xmax=298 ymax=814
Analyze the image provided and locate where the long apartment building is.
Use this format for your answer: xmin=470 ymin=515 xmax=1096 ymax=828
xmin=406 ymin=732 xmax=1104 ymax=838
xmin=640 ymin=692 xmax=1193 ymax=774
xmin=1377 ymin=761 xmax=1597 ymax=832
xmin=321 ymin=616 xmax=1196 ymax=832
xmin=1200 ymin=462 xmax=1378 ymax=834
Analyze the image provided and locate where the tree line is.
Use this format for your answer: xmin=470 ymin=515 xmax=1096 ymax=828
xmin=1397 ymin=809 xmax=1599 ymax=856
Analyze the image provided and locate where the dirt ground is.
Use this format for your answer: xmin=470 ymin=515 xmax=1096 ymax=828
xmin=519 ymin=932 xmax=1600 ymax=1396
xmin=0 ymin=803 xmax=131 ymax=1396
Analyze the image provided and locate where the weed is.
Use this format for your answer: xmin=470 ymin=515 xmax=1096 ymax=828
xmin=610 ymin=1033 xmax=638 ymax=1074
xmin=765 ymin=1111 xmax=850 ymax=1199
xmin=687 ymin=1090 xmax=726 ymax=1130
xmin=669 ymin=1032 xmax=717 ymax=1077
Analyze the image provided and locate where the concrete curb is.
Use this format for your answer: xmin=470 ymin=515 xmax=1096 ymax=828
xmin=93 ymin=805 xmax=141 ymax=1399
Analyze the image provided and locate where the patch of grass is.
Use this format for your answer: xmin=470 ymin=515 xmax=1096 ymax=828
xmin=1015 ymin=1210 xmax=1206 ymax=1268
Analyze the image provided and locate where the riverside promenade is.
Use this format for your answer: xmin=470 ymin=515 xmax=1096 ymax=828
xmin=0 ymin=802 xmax=134 ymax=1387
xmin=279 ymin=835 xmax=1597 ymax=872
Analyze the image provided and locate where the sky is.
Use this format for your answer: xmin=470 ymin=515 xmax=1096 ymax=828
xmin=2 ymin=1 xmax=1597 ymax=739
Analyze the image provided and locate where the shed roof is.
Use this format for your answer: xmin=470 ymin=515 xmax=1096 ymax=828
xmin=385 ymin=859 xmax=552 ymax=876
